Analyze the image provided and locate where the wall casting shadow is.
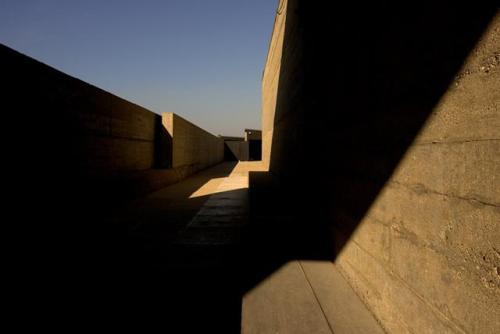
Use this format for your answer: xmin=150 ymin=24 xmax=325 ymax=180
xmin=3 ymin=0 xmax=498 ymax=331
xmin=244 ymin=0 xmax=498 ymax=294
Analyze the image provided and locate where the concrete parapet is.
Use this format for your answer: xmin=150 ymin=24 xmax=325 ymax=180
xmin=162 ymin=112 xmax=224 ymax=170
xmin=2 ymin=44 xmax=223 ymax=201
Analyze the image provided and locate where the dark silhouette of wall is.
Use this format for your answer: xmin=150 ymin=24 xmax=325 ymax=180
xmin=1 ymin=44 xmax=225 ymax=327
xmin=1 ymin=44 xmax=225 ymax=202
xmin=248 ymin=140 xmax=262 ymax=161
xmin=255 ymin=0 xmax=500 ymax=332
xmin=224 ymin=140 xmax=249 ymax=161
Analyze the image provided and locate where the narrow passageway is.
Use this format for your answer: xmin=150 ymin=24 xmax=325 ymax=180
xmin=98 ymin=161 xmax=383 ymax=333
xmin=101 ymin=161 xmax=266 ymax=332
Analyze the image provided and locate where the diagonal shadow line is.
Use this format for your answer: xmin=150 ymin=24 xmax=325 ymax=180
xmin=242 ymin=0 xmax=499 ymax=299
xmin=3 ymin=1 xmax=497 ymax=332
xmin=56 ymin=2 xmax=497 ymax=332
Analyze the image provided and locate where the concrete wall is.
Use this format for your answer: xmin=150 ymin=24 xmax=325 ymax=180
xmin=163 ymin=112 xmax=224 ymax=170
xmin=261 ymin=1 xmax=287 ymax=170
xmin=2 ymin=44 xmax=222 ymax=201
xmin=245 ymin=130 xmax=262 ymax=142
xmin=335 ymin=17 xmax=500 ymax=333
xmin=2 ymin=44 xmax=162 ymax=176
xmin=260 ymin=1 xmax=499 ymax=333
xmin=225 ymin=141 xmax=249 ymax=161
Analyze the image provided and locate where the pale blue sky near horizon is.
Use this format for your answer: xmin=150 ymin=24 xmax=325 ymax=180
xmin=0 ymin=0 xmax=277 ymax=136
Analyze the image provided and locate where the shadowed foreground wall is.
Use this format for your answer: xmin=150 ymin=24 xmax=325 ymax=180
xmin=261 ymin=1 xmax=499 ymax=332
xmin=1 ymin=44 xmax=223 ymax=200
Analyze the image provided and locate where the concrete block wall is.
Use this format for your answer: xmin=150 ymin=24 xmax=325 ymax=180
xmin=163 ymin=112 xmax=224 ymax=171
xmin=261 ymin=1 xmax=499 ymax=332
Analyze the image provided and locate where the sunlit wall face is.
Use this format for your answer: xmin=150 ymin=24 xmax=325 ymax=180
xmin=258 ymin=0 xmax=500 ymax=332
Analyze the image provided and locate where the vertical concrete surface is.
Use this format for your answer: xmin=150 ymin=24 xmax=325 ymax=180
xmin=163 ymin=112 xmax=224 ymax=171
xmin=259 ymin=1 xmax=500 ymax=333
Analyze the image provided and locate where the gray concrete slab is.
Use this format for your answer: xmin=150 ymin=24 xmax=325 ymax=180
xmin=242 ymin=261 xmax=333 ymax=334
xmin=301 ymin=261 xmax=386 ymax=334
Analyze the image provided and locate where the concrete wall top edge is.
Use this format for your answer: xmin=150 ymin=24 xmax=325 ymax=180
xmin=1 ymin=43 xmax=156 ymax=117
xmin=162 ymin=112 xmax=220 ymax=139
xmin=262 ymin=0 xmax=288 ymax=81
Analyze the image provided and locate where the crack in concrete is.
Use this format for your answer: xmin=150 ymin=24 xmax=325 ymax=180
xmin=390 ymin=180 xmax=500 ymax=208
xmin=415 ymin=138 xmax=500 ymax=146
xmin=297 ymin=261 xmax=336 ymax=334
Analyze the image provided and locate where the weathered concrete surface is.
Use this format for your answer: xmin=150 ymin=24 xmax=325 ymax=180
xmin=335 ymin=15 xmax=500 ymax=334
xmin=242 ymin=260 xmax=385 ymax=334
xmin=243 ymin=261 xmax=333 ymax=334
xmin=260 ymin=1 xmax=499 ymax=333
xmin=163 ymin=112 xmax=224 ymax=170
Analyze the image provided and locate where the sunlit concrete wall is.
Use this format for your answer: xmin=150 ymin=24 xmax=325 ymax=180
xmin=335 ymin=17 xmax=500 ymax=333
xmin=261 ymin=1 xmax=499 ymax=332
xmin=163 ymin=112 xmax=224 ymax=171
xmin=262 ymin=0 xmax=288 ymax=170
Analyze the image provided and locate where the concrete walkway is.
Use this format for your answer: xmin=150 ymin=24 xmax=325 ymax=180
xmin=105 ymin=161 xmax=384 ymax=333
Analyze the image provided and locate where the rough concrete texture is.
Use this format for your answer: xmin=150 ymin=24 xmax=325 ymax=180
xmin=336 ymin=16 xmax=500 ymax=333
xmin=242 ymin=260 xmax=385 ymax=334
xmin=261 ymin=1 xmax=499 ymax=333
xmin=163 ymin=112 xmax=224 ymax=170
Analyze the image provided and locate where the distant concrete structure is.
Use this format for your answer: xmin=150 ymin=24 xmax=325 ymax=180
xmin=221 ymin=136 xmax=249 ymax=161
xmin=245 ymin=129 xmax=262 ymax=161
xmin=221 ymin=129 xmax=262 ymax=161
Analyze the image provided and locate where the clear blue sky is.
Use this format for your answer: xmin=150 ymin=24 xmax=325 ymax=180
xmin=0 ymin=0 xmax=277 ymax=136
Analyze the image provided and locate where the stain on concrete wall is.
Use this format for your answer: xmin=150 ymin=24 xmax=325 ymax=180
xmin=260 ymin=1 xmax=499 ymax=332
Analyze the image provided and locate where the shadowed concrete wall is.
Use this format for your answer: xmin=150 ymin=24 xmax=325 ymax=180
xmin=2 ymin=44 xmax=162 ymax=175
xmin=260 ymin=1 xmax=499 ymax=332
xmin=225 ymin=141 xmax=249 ymax=161
xmin=2 ymin=44 xmax=222 ymax=201
xmin=163 ymin=112 xmax=224 ymax=170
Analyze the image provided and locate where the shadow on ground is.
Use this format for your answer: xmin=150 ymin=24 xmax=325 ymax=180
xmin=9 ymin=1 xmax=498 ymax=332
